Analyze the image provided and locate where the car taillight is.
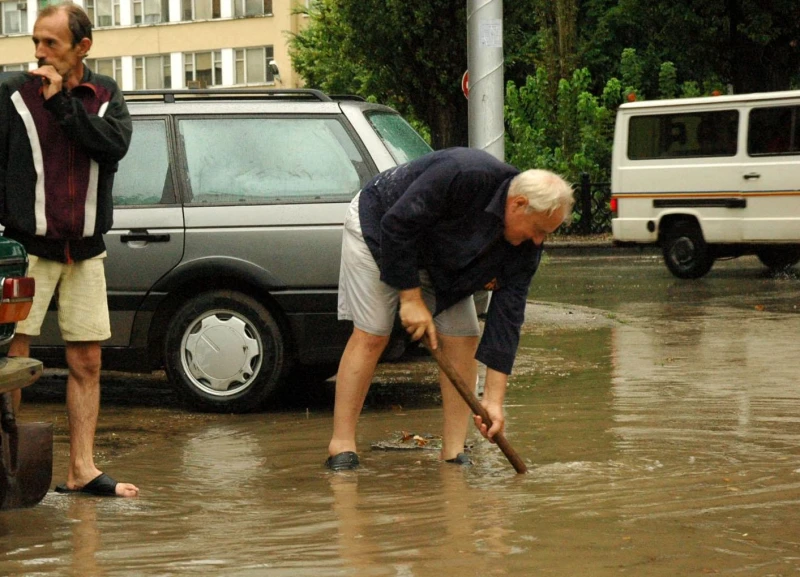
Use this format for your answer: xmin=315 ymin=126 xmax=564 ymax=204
xmin=610 ymin=196 xmax=618 ymax=218
xmin=0 ymin=277 xmax=35 ymax=323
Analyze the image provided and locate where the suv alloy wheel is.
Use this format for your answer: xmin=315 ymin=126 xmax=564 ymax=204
xmin=164 ymin=290 xmax=285 ymax=412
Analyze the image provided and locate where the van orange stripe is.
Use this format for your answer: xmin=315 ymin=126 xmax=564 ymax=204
xmin=611 ymin=190 xmax=800 ymax=199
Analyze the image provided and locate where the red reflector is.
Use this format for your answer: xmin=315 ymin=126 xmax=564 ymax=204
xmin=2 ymin=277 xmax=35 ymax=300
xmin=0 ymin=302 xmax=33 ymax=323
xmin=610 ymin=197 xmax=618 ymax=216
xmin=0 ymin=277 xmax=35 ymax=322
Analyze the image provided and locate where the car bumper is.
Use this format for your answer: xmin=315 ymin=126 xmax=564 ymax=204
xmin=0 ymin=357 xmax=43 ymax=395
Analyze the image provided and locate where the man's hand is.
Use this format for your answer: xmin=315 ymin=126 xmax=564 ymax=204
xmin=398 ymin=288 xmax=436 ymax=349
xmin=473 ymin=368 xmax=507 ymax=441
xmin=31 ymin=65 xmax=63 ymax=100
xmin=473 ymin=400 xmax=505 ymax=442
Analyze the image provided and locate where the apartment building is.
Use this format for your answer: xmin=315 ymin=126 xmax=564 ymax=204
xmin=0 ymin=0 xmax=311 ymax=89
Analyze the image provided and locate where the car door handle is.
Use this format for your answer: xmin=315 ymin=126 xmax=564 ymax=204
xmin=743 ymin=172 xmax=761 ymax=180
xmin=120 ymin=231 xmax=171 ymax=243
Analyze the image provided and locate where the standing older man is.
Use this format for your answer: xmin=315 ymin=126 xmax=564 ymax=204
xmin=326 ymin=147 xmax=574 ymax=470
xmin=0 ymin=4 xmax=137 ymax=496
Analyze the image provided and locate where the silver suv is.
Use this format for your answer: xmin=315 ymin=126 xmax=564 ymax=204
xmin=32 ymin=88 xmax=432 ymax=413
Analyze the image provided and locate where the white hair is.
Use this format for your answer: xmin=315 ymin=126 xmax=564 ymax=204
xmin=509 ymin=169 xmax=575 ymax=221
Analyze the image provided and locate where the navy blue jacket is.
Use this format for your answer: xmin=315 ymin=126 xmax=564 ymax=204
xmin=359 ymin=147 xmax=542 ymax=375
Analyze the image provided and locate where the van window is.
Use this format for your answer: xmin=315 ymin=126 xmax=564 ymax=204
xmin=748 ymin=106 xmax=800 ymax=156
xmin=179 ymin=117 xmax=368 ymax=204
xmin=113 ymin=119 xmax=174 ymax=206
xmin=628 ymin=111 xmax=739 ymax=160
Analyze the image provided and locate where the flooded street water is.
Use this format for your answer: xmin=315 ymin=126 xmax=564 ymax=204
xmin=3 ymin=252 xmax=800 ymax=576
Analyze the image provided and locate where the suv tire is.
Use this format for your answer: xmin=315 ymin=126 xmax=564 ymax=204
xmin=164 ymin=290 xmax=285 ymax=413
xmin=662 ymin=220 xmax=715 ymax=279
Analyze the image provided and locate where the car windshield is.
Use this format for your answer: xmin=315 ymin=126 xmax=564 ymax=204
xmin=366 ymin=112 xmax=432 ymax=164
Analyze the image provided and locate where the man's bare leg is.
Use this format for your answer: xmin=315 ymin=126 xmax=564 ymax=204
xmin=64 ymin=341 xmax=138 ymax=497
xmin=437 ymin=334 xmax=479 ymax=461
xmin=328 ymin=328 xmax=390 ymax=457
xmin=7 ymin=334 xmax=35 ymax=412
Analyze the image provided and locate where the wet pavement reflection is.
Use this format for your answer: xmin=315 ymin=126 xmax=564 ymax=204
xmin=2 ymin=253 xmax=800 ymax=576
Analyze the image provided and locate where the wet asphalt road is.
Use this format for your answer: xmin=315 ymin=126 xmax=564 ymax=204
xmin=3 ymin=250 xmax=800 ymax=576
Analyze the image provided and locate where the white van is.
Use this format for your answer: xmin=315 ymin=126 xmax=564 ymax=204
xmin=611 ymin=90 xmax=800 ymax=278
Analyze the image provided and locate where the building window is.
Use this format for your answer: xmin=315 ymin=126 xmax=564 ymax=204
xmin=184 ymin=51 xmax=222 ymax=88
xmin=134 ymin=55 xmax=171 ymax=89
xmin=1 ymin=1 xmax=28 ymax=35
xmin=181 ymin=0 xmax=219 ymax=20
xmin=86 ymin=57 xmax=122 ymax=83
xmin=85 ymin=0 xmax=120 ymax=27
xmin=234 ymin=46 xmax=275 ymax=85
xmin=133 ymin=0 xmax=169 ymax=23
xmin=233 ymin=0 xmax=270 ymax=17
xmin=1 ymin=63 xmax=27 ymax=72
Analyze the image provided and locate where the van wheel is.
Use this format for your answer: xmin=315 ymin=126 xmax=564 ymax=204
xmin=756 ymin=247 xmax=800 ymax=272
xmin=662 ymin=221 xmax=714 ymax=279
xmin=164 ymin=290 xmax=285 ymax=413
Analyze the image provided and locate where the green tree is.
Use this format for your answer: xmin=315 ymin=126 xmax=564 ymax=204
xmin=288 ymin=2 xmax=364 ymax=95
xmin=290 ymin=1 xmax=553 ymax=149
xmin=290 ymin=0 xmax=470 ymax=149
xmin=505 ymin=66 xmax=620 ymax=230
xmin=578 ymin=0 xmax=800 ymax=95
xmin=529 ymin=0 xmax=580 ymax=99
xmin=505 ymin=61 xmax=648 ymax=233
xmin=658 ymin=61 xmax=678 ymax=99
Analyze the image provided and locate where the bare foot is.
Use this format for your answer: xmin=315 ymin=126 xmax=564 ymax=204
xmin=114 ymin=482 xmax=139 ymax=498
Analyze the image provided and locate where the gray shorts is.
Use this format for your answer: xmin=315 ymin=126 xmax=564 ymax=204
xmin=338 ymin=192 xmax=480 ymax=337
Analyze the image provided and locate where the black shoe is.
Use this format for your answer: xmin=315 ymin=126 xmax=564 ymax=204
xmin=445 ymin=452 xmax=472 ymax=466
xmin=325 ymin=451 xmax=360 ymax=471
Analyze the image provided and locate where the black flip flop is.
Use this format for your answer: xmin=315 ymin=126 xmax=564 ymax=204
xmin=55 ymin=472 xmax=119 ymax=497
xmin=445 ymin=452 xmax=473 ymax=465
xmin=325 ymin=451 xmax=359 ymax=471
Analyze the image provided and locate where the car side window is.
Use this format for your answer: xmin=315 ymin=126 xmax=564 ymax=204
xmin=628 ymin=111 xmax=738 ymax=160
xmin=179 ymin=117 xmax=368 ymax=204
xmin=748 ymin=106 xmax=800 ymax=156
xmin=113 ymin=119 xmax=174 ymax=206
xmin=366 ymin=111 xmax=433 ymax=164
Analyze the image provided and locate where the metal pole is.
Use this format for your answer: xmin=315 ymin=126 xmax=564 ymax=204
xmin=467 ymin=1 xmax=504 ymax=413
xmin=466 ymin=0 xmax=504 ymax=161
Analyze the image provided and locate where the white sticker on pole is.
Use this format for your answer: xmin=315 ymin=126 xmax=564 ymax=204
xmin=479 ymin=19 xmax=502 ymax=48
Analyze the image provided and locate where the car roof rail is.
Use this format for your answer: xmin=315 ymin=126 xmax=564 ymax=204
xmin=122 ymin=88 xmax=334 ymax=103
xmin=328 ymin=94 xmax=367 ymax=102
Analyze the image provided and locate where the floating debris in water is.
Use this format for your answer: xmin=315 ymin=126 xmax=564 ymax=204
xmin=371 ymin=430 xmax=442 ymax=451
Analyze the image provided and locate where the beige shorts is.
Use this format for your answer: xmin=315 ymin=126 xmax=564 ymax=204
xmin=17 ymin=253 xmax=111 ymax=342
xmin=338 ymin=193 xmax=480 ymax=337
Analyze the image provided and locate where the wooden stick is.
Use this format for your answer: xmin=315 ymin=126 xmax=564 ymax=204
xmin=424 ymin=339 xmax=528 ymax=474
